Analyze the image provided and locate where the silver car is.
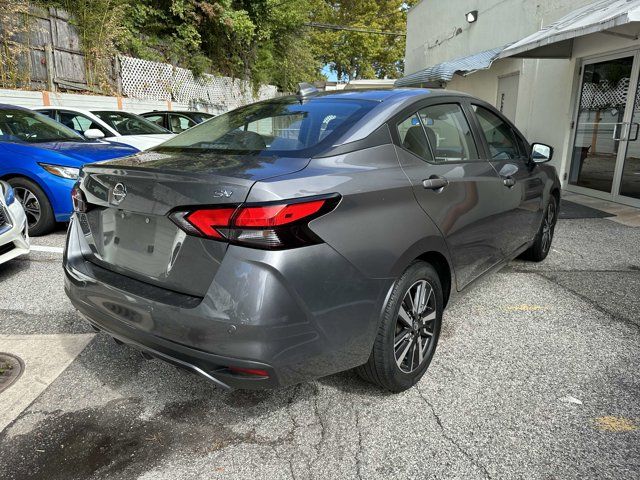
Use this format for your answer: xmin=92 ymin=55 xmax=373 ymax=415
xmin=0 ymin=181 xmax=30 ymax=264
xmin=64 ymin=88 xmax=560 ymax=392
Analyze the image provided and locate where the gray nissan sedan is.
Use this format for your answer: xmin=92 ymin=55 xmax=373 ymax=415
xmin=64 ymin=87 xmax=560 ymax=392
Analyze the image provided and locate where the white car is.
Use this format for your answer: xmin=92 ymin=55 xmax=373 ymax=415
xmin=33 ymin=107 xmax=175 ymax=151
xmin=0 ymin=181 xmax=30 ymax=264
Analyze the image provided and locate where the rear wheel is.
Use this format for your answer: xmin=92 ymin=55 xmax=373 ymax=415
xmin=8 ymin=177 xmax=55 ymax=236
xmin=356 ymin=261 xmax=443 ymax=392
xmin=522 ymin=195 xmax=557 ymax=262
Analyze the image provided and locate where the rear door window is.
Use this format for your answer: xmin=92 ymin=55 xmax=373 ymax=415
xmin=397 ymin=113 xmax=434 ymax=161
xmin=169 ymin=114 xmax=197 ymax=133
xmin=37 ymin=109 xmax=55 ymax=119
xmin=417 ymin=104 xmax=478 ymax=162
xmin=144 ymin=114 xmax=166 ymax=129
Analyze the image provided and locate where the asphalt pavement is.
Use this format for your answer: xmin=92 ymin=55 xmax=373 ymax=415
xmin=0 ymin=216 xmax=638 ymax=480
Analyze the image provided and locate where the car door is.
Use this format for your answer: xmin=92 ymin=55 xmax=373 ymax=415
xmin=393 ymin=99 xmax=507 ymax=290
xmin=467 ymin=102 xmax=544 ymax=257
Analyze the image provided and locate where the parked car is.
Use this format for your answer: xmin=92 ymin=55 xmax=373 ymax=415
xmin=64 ymin=88 xmax=560 ymax=392
xmin=0 ymin=180 xmax=30 ymax=264
xmin=140 ymin=110 xmax=214 ymax=134
xmin=0 ymin=105 xmax=139 ymax=235
xmin=34 ymin=107 xmax=175 ymax=151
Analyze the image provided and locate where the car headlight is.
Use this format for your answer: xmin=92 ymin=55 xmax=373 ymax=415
xmin=39 ymin=163 xmax=80 ymax=180
xmin=1 ymin=182 xmax=15 ymax=205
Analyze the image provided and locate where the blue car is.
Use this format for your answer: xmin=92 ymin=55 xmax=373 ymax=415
xmin=0 ymin=105 xmax=138 ymax=235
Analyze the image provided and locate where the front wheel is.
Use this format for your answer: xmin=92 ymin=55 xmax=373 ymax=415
xmin=8 ymin=177 xmax=56 ymax=236
xmin=356 ymin=261 xmax=443 ymax=392
xmin=522 ymin=195 xmax=557 ymax=262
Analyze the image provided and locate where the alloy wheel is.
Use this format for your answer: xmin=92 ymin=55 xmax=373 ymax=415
xmin=14 ymin=187 xmax=41 ymax=228
xmin=541 ymin=200 xmax=556 ymax=254
xmin=394 ymin=279 xmax=437 ymax=374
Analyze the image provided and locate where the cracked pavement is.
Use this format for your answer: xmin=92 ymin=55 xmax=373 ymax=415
xmin=0 ymin=215 xmax=639 ymax=480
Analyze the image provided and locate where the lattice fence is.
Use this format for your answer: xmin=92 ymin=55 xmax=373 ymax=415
xmin=580 ymin=77 xmax=640 ymax=111
xmin=119 ymin=56 xmax=278 ymax=113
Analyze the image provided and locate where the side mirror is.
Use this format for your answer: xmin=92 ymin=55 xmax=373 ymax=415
xmin=531 ymin=143 xmax=553 ymax=163
xmin=84 ymin=128 xmax=105 ymax=139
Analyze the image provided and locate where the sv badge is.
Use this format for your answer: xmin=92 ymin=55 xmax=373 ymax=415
xmin=213 ymin=189 xmax=233 ymax=198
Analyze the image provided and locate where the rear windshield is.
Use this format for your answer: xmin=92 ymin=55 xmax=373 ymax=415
xmin=153 ymin=97 xmax=376 ymax=157
xmin=93 ymin=111 xmax=170 ymax=135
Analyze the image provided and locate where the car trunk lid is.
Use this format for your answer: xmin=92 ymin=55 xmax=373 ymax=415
xmin=77 ymin=150 xmax=309 ymax=297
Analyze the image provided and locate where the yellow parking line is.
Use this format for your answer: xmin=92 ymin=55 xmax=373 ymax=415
xmin=595 ymin=416 xmax=638 ymax=432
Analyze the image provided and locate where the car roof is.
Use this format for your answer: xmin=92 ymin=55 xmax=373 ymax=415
xmin=298 ymin=87 xmax=470 ymax=103
xmin=31 ymin=106 xmax=128 ymax=114
xmin=142 ymin=110 xmax=210 ymax=115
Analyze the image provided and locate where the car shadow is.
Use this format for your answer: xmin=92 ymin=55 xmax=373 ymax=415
xmin=0 ymin=257 xmax=30 ymax=281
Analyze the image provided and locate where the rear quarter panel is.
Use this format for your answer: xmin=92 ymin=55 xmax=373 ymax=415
xmin=246 ymin=143 xmax=454 ymax=281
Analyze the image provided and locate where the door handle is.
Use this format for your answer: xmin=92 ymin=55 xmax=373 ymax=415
xmin=502 ymin=176 xmax=516 ymax=187
xmin=422 ymin=177 xmax=449 ymax=190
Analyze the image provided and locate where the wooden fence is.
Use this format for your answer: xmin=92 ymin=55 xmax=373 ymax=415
xmin=0 ymin=5 xmax=118 ymax=93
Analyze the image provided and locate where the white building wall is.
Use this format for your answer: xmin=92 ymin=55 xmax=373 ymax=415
xmin=405 ymin=0 xmax=597 ymax=75
xmin=405 ymin=0 xmax=640 ymax=184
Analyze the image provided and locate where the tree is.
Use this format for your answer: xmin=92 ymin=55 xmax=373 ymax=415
xmin=310 ymin=0 xmax=416 ymax=81
xmin=34 ymin=0 xmax=414 ymax=90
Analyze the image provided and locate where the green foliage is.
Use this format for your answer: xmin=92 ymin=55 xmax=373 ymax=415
xmin=0 ymin=1 xmax=32 ymax=89
xmin=312 ymin=0 xmax=418 ymax=81
xmin=33 ymin=0 xmax=413 ymax=91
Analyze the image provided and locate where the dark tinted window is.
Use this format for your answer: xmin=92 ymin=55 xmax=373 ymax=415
xmin=143 ymin=114 xmax=165 ymax=128
xmin=397 ymin=113 xmax=433 ymax=161
xmin=0 ymin=109 xmax=85 ymax=143
xmin=37 ymin=109 xmax=54 ymax=119
xmin=417 ymin=104 xmax=478 ymax=162
xmin=472 ymin=105 xmax=522 ymax=160
xmin=93 ymin=111 xmax=169 ymax=135
xmin=154 ymin=97 xmax=376 ymax=156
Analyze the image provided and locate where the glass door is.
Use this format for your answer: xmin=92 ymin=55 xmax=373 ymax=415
xmin=568 ymin=51 xmax=640 ymax=206
xmin=618 ymin=76 xmax=640 ymax=200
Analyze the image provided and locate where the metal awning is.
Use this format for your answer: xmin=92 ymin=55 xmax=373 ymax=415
xmin=499 ymin=0 xmax=640 ymax=59
xmin=395 ymin=45 xmax=507 ymax=88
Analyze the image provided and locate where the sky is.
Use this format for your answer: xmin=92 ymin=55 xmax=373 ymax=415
xmin=322 ymin=64 xmax=339 ymax=82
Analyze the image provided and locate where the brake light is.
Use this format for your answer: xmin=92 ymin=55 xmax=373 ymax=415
xmin=185 ymin=208 xmax=235 ymax=239
xmin=234 ymin=201 xmax=325 ymax=227
xmin=71 ymin=185 xmax=87 ymax=213
xmin=169 ymin=195 xmax=339 ymax=250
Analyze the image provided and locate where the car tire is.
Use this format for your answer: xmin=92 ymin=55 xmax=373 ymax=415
xmin=8 ymin=177 xmax=56 ymax=236
xmin=356 ymin=261 xmax=443 ymax=393
xmin=521 ymin=195 xmax=558 ymax=262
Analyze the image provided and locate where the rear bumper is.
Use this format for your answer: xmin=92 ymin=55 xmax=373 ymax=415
xmin=64 ymin=215 xmax=390 ymax=389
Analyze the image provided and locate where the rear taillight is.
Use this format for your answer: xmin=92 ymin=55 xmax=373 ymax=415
xmin=71 ymin=185 xmax=87 ymax=213
xmin=169 ymin=194 xmax=340 ymax=250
